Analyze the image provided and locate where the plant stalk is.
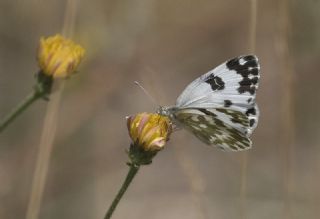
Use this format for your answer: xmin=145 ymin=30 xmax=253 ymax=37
xmin=0 ymin=90 xmax=43 ymax=133
xmin=104 ymin=164 xmax=140 ymax=219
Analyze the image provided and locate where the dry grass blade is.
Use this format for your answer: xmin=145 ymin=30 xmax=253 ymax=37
xmin=25 ymin=0 xmax=78 ymax=218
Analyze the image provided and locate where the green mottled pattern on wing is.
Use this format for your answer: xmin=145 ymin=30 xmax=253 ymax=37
xmin=174 ymin=109 xmax=252 ymax=151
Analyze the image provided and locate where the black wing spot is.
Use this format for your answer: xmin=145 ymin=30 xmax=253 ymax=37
xmin=226 ymin=55 xmax=260 ymax=95
xmin=205 ymin=74 xmax=225 ymax=91
xmin=238 ymin=86 xmax=256 ymax=95
xmin=246 ymin=107 xmax=256 ymax=116
xmin=249 ymin=119 xmax=255 ymax=127
xmin=250 ymin=68 xmax=259 ymax=76
xmin=226 ymin=55 xmax=257 ymax=72
xmin=247 ymin=98 xmax=252 ymax=103
xmin=224 ymin=100 xmax=232 ymax=107
xmin=239 ymin=77 xmax=259 ymax=86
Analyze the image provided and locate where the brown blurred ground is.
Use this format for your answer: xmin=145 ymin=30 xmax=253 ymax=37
xmin=0 ymin=0 xmax=320 ymax=218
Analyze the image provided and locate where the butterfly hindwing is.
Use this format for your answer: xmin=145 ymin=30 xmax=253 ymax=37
xmin=173 ymin=108 xmax=252 ymax=151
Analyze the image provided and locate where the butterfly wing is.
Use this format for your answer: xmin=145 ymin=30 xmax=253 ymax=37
xmin=173 ymin=108 xmax=252 ymax=151
xmin=175 ymin=55 xmax=260 ymax=133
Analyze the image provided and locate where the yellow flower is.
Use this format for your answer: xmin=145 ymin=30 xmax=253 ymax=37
xmin=37 ymin=34 xmax=85 ymax=78
xmin=127 ymin=113 xmax=172 ymax=151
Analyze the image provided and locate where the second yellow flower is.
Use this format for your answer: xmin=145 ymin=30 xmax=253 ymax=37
xmin=37 ymin=34 xmax=85 ymax=78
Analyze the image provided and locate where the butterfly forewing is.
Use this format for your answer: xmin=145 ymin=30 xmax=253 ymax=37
xmin=175 ymin=55 xmax=260 ymax=132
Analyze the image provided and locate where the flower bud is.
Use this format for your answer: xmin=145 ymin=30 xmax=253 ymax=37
xmin=37 ymin=34 xmax=85 ymax=78
xmin=127 ymin=113 xmax=172 ymax=152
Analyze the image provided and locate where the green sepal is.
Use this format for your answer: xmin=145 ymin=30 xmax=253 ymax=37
xmin=128 ymin=143 xmax=159 ymax=166
xmin=34 ymin=71 xmax=53 ymax=99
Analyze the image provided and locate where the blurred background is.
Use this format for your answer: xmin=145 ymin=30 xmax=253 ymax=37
xmin=0 ymin=0 xmax=319 ymax=218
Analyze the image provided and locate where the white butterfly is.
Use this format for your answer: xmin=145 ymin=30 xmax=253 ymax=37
xmin=157 ymin=55 xmax=260 ymax=151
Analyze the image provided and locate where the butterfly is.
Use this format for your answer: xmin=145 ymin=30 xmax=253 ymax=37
xmin=157 ymin=55 xmax=260 ymax=151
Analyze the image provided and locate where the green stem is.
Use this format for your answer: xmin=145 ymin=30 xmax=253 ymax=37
xmin=0 ymin=90 xmax=43 ymax=133
xmin=104 ymin=164 xmax=140 ymax=219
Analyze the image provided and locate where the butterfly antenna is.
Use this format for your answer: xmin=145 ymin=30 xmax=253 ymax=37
xmin=134 ymin=81 xmax=159 ymax=107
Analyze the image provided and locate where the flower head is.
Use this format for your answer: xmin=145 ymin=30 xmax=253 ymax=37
xmin=37 ymin=34 xmax=85 ymax=78
xmin=127 ymin=113 xmax=172 ymax=152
